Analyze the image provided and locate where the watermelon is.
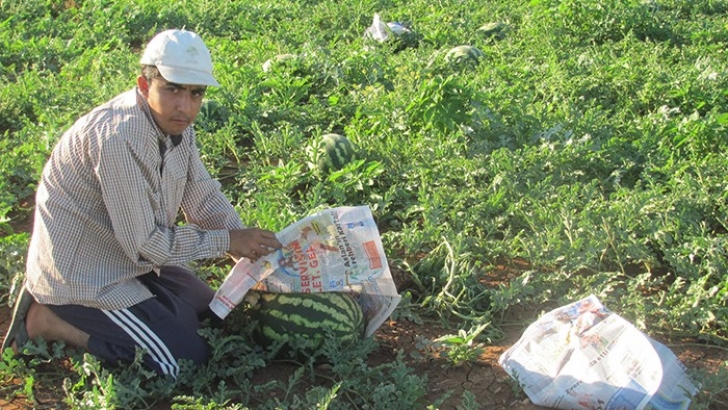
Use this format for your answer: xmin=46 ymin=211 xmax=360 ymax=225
xmin=445 ymin=45 xmax=484 ymax=65
xmin=477 ymin=22 xmax=509 ymax=40
xmin=261 ymin=53 xmax=299 ymax=73
xmin=316 ymin=133 xmax=357 ymax=173
xmin=197 ymin=99 xmax=229 ymax=130
xmin=247 ymin=291 xmax=366 ymax=358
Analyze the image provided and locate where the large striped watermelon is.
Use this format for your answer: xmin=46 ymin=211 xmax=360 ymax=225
xmin=316 ymin=133 xmax=357 ymax=173
xmin=247 ymin=291 xmax=366 ymax=358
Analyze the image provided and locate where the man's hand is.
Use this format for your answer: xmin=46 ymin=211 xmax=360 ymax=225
xmin=228 ymin=228 xmax=282 ymax=262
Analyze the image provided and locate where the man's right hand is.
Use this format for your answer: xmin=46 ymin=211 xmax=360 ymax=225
xmin=228 ymin=228 xmax=282 ymax=262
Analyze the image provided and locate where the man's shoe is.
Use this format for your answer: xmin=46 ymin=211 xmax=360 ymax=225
xmin=2 ymin=286 xmax=33 ymax=353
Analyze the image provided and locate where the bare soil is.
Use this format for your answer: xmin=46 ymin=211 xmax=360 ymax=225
xmin=1 ymin=297 xmax=726 ymax=410
xmin=0 ymin=208 xmax=725 ymax=409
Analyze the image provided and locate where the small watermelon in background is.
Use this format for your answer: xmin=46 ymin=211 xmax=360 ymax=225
xmin=316 ymin=133 xmax=357 ymax=173
xmin=261 ymin=53 xmax=299 ymax=73
xmin=477 ymin=22 xmax=509 ymax=40
xmin=197 ymin=99 xmax=229 ymax=131
xmin=445 ymin=45 xmax=484 ymax=65
xmin=247 ymin=291 xmax=367 ymax=359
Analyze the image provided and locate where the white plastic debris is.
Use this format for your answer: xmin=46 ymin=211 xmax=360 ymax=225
xmin=364 ymin=13 xmax=410 ymax=43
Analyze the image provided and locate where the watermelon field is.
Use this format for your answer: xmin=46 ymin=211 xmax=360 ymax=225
xmin=2 ymin=0 xmax=728 ymax=408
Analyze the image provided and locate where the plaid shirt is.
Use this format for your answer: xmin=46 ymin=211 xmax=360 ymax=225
xmin=25 ymin=88 xmax=244 ymax=310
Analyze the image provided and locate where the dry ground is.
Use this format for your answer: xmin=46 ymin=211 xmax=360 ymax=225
xmin=2 ymin=297 xmax=726 ymax=409
xmin=0 ymin=207 xmax=725 ymax=409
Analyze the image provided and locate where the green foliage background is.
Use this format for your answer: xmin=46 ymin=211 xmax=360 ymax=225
xmin=2 ymin=0 xmax=728 ymax=408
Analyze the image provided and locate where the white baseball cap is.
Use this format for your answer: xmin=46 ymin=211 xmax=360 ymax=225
xmin=140 ymin=29 xmax=220 ymax=87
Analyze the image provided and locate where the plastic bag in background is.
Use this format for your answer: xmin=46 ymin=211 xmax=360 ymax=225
xmin=364 ymin=13 xmax=410 ymax=43
xmin=498 ymin=295 xmax=698 ymax=410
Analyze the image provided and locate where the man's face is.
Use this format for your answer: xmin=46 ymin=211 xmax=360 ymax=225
xmin=137 ymin=76 xmax=207 ymax=136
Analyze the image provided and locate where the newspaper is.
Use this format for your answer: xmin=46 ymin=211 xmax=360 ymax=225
xmin=209 ymin=206 xmax=401 ymax=337
xmin=498 ymin=295 xmax=698 ymax=410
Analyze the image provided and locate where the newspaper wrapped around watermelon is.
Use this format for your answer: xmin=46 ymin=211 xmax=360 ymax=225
xmin=210 ymin=206 xmax=401 ymax=340
xmin=499 ymin=295 xmax=697 ymax=410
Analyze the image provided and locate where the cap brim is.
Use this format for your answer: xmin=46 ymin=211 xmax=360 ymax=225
xmin=157 ymin=65 xmax=221 ymax=87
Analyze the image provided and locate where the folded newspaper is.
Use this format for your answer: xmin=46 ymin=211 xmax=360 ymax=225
xmin=498 ymin=295 xmax=698 ymax=410
xmin=209 ymin=206 xmax=401 ymax=337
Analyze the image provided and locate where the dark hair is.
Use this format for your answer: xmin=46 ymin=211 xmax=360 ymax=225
xmin=141 ymin=65 xmax=163 ymax=82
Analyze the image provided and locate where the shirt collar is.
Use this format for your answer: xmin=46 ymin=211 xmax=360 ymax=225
xmin=135 ymin=87 xmax=183 ymax=147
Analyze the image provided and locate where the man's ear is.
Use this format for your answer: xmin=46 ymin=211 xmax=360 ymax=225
xmin=137 ymin=75 xmax=150 ymax=98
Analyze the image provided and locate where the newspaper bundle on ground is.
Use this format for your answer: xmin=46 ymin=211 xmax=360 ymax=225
xmin=209 ymin=205 xmax=401 ymax=337
xmin=498 ymin=295 xmax=697 ymax=410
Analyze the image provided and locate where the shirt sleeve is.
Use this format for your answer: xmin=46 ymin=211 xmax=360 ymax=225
xmin=93 ymin=127 xmax=237 ymax=267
